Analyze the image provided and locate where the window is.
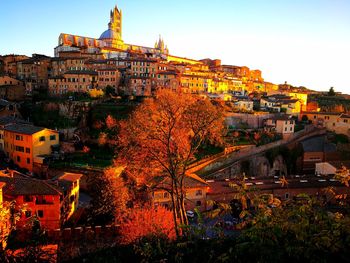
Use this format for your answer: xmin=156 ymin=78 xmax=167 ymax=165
xmin=15 ymin=146 xmax=24 ymax=152
xmin=49 ymin=134 xmax=56 ymax=141
xmin=195 ymin=190 xmax=203 ymax=196
xmin=39 ymin=136 xmax=45 ymax=142
xmin=285 ymin=193 xmax=289 ymax=199
xmin=24 ymin=195 xmax=33 ymax=202
xmin=16 ymin=156 xmax=21 ymax=162
xmin=26 ymin=147 xmax=30 ymax=153
xmin=25 ymin=211 xmax=32 ymax=218
xmin=27 ymin=158 xmax=30 ymax=164
xmin=196 ymin=201 xmax=202 ymax=206
xmin=37 ymin=210 xmax=44 ymax=218
xmin=163 ymin=192 xmax=169 ymax=199
xmin=15 ymin=135 xmax=23 ymax=141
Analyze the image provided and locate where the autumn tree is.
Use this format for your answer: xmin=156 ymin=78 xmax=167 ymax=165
xmin=88 ymin=167 xmax=130 ymax=225
xmin=116 ymin=90 xmax=224 ymax=236
xmin=119 ymin=205 xmax=177 ymax=244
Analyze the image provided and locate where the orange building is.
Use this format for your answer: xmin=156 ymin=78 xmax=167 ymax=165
xmin=48 ymin=70 xmax=98 ymax=96
xmin=0 ymin=171 xmax=82 ymax=230
xmin=97 ymin=68 xmax=121 ymax=89
xmin=3 ymin=124 xmax=59 ymax=172
xmin=0 ymin=55 xmax=29 ymax=77
xmin=50 ymin=57 xmax=88 ymax=76
xmin=155 ymin=71 xmax=179 ymax=93
xmin=0 ymin=76 xmax=25 ymax=101
xmin=16 ymin=54 xmax=51 ymax=95
xmin=126 ymin=76 xmax=153 ymax=96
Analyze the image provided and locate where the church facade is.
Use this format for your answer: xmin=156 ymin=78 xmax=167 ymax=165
xmin=54 ymin=4 xmax=169 ymax=59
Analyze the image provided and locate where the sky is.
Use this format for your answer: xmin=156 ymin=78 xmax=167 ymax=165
xmin=1 ymin=0 xmax=350 ymax=93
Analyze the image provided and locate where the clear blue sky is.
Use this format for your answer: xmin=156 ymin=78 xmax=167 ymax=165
xmin=1 ymin=0 xmax=350 ymax=93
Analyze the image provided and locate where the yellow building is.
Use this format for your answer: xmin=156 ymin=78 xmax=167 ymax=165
xmin=281 ymin=99 xmax=302 ymax=115
xmin=288 ymin=92 xmax=308 ymax=111
xmin=301 ymin=112 xmax=350 ymax=137
xmin=167 ymin=55 xmax=202 ymax=65
xmin=3 ymin=124 xmax=59 ymax=172
xmin=152 ymin=174 xmax=209 ymax=212
xmin=57 ymin=173 xmax=82 ymax=219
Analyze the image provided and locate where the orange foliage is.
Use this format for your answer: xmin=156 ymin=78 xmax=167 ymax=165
xmin=98 ymin=132 xmax=107 ymax=146
xmin=106 ymin=115 xmax=117 ymax=129
xmin=116 ymin=90 xmax=224 ymax=230
xmin=119 ymin=205 xmax=177 ymax=244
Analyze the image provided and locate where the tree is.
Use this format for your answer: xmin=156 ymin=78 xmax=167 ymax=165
xmin=89 ymin=88 xmax=104 ymax=98
xmin=88 ymin=167 xmax=130 ymax=225
xmin=328 ymin=86 xmax=336 ymax=96
xmin=119 ymin=205 xmax=176 ymax=244
xmin=105 ymin=85 xmax=115 ymax=96
xmin=301 ymin=115 xmax=309 ymax=122
xmin=116 ymin=90 xmax=224 ymax=236
xmin=105 ymin=115 xmax=117 ymax=130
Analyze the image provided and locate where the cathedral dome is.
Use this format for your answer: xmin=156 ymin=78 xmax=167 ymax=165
xmin=99 ymin=29 xmax=120 ymax=40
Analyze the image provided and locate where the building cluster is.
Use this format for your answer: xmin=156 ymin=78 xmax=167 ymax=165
xmin=1 ymin=2 xmax=350 ymax=251
xmin=0 ymin=4 xmax=280 ymax=99
xmin=0 ymin=170 xmax=81 ymax=248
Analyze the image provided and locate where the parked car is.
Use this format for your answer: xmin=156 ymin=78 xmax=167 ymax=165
xmin=186 ymin=210 xmax=195 ymax=219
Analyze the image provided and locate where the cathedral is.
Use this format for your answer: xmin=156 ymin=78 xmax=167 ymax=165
xmin=54 ymin=4 xmax=169 ymax=59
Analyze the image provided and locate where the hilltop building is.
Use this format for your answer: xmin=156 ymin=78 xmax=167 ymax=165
xmin=55 ymin=5 xmax=169 ymax=59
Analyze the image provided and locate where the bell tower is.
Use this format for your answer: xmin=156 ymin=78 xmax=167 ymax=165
xmin=109 ymin=5 xmax=122 ymax=40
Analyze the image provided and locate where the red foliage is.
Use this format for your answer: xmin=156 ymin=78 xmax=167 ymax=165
xmin=119 ymin=205 xmax=177 ymax=244
xmin=253 ymin=132 xmax=261 ymax=142
xmin=106 ymin=115 xmax=117 ymax=129
xmin=82 ymin=146 xmax=90 ymax=153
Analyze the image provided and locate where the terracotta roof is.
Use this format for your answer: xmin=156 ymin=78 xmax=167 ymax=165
xmin=58 ymin=172 xmax=83 ymax=182
xmin=301 ymin=136 xmax=336 ymax=153
xmin=65 ymin=70 xmax=97 ymax=75
xmin=340 ymin=114 xmax=350 ymax=119
xmin=97 ymin=68 xmax=120 ymax=71
xmin=0 ymin=174 xmax=62 ymax=196
xmin=153 ymin=174 xmax=208 ymax=190
xmin=4 ymin=124 xmax=49 ymax=135
xmin=270 ymin=115 xmax=294 ymax=121
xmin=279 ymin=99 xmax=299 ymax=104
xmin=328 ymin=161 xmax=350 ymax=170
xmin=51 ymin=57 xmax=87 ymax=61
xmin=0 ymin=116 xmax=30 ymax=126
xmin=302 ymin=111 xmax=340 ymax=116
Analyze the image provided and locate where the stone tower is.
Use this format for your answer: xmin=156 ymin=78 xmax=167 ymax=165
xmin=109 ymin=5 xmax=122 ymax=39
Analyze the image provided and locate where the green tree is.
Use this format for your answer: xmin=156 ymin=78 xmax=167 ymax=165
xmin=328 ymin=86 xmax=336 ymax=96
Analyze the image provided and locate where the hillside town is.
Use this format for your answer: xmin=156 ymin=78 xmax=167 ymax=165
xmin=1 ymin=2 xmax=350 ymax=262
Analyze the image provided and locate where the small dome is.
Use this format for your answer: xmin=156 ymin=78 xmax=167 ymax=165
xmin=99 ymin=29 xmax=120 ymax=40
